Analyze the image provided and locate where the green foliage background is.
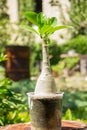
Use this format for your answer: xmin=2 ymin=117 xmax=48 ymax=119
xmin=19 ymin=0 xmax=35 ymax=21
xmin=61 ymin=35 xmax=87 ymax=54
xmin=0 ymin=55 xmax=29 ymax=126
xmin=0 ymin=0 xmax=10 ymax=52
xmin=70 ymin=0 xmax=87 ymax=37
xmin=62 ymin=89 xmax=87 ymax=122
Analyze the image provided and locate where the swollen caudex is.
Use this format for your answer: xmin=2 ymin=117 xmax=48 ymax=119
xmin=35 ymin=39 xmax=57 ymax=95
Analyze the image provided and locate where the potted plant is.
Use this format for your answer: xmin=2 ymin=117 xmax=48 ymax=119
xmin=21 ymin=11 xmax=71 ymax=130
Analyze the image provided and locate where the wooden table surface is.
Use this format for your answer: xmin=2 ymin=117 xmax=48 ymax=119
xmin=0 ymin=120 xmax=87 ymax=130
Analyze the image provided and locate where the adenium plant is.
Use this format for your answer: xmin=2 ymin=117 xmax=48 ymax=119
xmin=21 ymin=11 xmax=70 ymax=95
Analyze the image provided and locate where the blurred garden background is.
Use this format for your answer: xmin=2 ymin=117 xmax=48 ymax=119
xmin=0 ymin=0 xmax=87 ymax=126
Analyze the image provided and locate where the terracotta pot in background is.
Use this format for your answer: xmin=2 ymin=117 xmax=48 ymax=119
xmin=5 ymin=45 xmax=30 ymax=81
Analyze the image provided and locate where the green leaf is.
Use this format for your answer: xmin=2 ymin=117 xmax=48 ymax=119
xmin=20 ymin=25 xmax=39 ymax=35
xmin=0 ymin=120 xmax=4 ymax=126
xmin=47 ymin=17 xmax=57 ymax=26
xmin=25 ymin=12 xmax=37 ymax=25
xmin=40 ymin=25 xmax=53 ymax=35
xmin=46 ymin=25 xmax=72 ymax=35
xmin=53 ymin=25 xmax=73 ymax=31
xmin=0 ymin=54 xmax=7 ymax=62
xmin=37 ymin=12 xmax=47 ymax=28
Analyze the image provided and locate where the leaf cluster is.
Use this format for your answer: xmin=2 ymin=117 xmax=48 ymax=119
xmin=21 ymin=11 xmax=70 ymax=40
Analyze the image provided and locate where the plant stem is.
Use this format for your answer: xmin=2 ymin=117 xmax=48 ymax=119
xmin=42 ymin=38 xmax=51 ymax=74
xmin=35 ymin=38 xmax=57 ymax=95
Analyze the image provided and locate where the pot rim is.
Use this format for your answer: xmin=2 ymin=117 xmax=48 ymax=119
xmin=27 ymin=92 xmax=64 ymax=100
